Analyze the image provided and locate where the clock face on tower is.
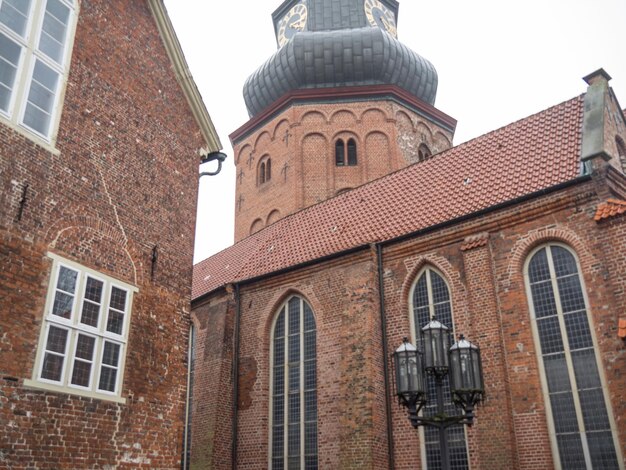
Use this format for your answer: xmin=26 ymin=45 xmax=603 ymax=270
xmin=277 ymin=2 xmax=308 ymax=47
xmin=364 ymin=0 xmax=397 ymax=38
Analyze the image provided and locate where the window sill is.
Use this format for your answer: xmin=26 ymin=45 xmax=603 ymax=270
xmin=0 ymin=116 xmax=61 ymax=156
xmin=23 ymin=379 xmax=127 ymax=404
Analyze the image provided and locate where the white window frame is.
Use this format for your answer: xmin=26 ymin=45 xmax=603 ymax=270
xmin=523 ymin=243 xmax=624 ymax=470
xmin=408 ymin=266 xmax=471 ymax=470
xmin=268 ymin=295 xmax=318 ymax=470
xmin=0 ymin=0 xmax=78 ymax=152
xmin=25 ymin=252 xmax=137 ymax=403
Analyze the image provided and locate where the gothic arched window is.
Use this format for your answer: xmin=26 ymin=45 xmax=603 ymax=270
xmin=418 ymin=143 xmax=432 ymax=162
xmin=270 ymin=296 xmax=318 ymax=469
xmin=411 ymin=267 xmax=469 ymax=470
xmin=525 ymin=244 xmax=620 ymax=469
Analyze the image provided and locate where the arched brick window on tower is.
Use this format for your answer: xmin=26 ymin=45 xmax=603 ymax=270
xmin=270 ymin=296 xmax=318 ymax=469
xmin=616 ymin=136 xmax=626 ymax=170
xmin=259 ymin=157 xmax=272 ymax=185
xmin=335 ymin=138 xmax=357 ymax=166
xmin=410 ymin=267 xmax=470 ymax=470
xmin=250 ymin=218 xmax=264 ymax=235
xmin=524 ymin=244 xmax=621 ymax=469
xmin=347 ymin=138 xmax=357 ymax=165
xmin=335 ymin=139 xmax=345 ymax=166
xmin=418 ymin=143 xmax=432 ymax=162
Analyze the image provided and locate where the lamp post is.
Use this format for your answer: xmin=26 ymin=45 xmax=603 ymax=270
xmin=393 ymin=318 xmax=484 ymax=470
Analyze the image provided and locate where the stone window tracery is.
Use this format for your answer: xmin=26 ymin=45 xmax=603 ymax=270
xmin=524 ymin=243 xmax=621 ymax=469
xmin=270 ymin=296 xmax=318 ymax=469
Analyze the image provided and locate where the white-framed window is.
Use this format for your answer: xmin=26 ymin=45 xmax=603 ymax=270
xmin=410 ymin=266 xmax=470 ymax=470
xmin=524 ymin=244 xmax=622 ymax=469
xmin=0 ymin=0 xmax=77 ymax=143
xmin=269 ymin=296 xmax=317 ymax=470
xmin=26 ymin=253 xmax=137 ymax=403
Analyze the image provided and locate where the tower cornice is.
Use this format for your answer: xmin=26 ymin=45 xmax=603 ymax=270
xmin=230 ymin=84 xmax=456 ymax=145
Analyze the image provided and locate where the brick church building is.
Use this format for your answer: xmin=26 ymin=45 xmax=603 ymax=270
xmin=0 ymin=1 xmax=221 ymax=468
xmin=190 ymin=0 xmax=626 ymax=469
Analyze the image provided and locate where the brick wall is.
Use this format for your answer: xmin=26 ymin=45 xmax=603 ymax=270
xmin=0 ymin=1 xmax=206 ymax=467
xmin=192 ymin=172 xmax=626 ymax=469
xmin=232 ymin=100 xmax=454 ymax=241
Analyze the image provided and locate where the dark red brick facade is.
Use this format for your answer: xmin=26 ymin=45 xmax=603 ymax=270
xmin=0 ymin=1 xmax=212 ymax=468
xmin=192 ymin=167 xmax=626 ymax=469
xmin=191 ymin=74 xmax=626 ymax=467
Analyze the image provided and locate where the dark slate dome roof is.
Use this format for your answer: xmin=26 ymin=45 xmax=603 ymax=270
xmin=243 ymin=27 xmax=438 ymax=117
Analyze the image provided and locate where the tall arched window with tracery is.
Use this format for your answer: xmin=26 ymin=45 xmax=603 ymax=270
xmin=411 ymin=267 xmax=469 ymax=470
xmin=525 ymin=244 xmax=621 ymax=469
xmin=270 ymin=296 xmax=317 ymax=469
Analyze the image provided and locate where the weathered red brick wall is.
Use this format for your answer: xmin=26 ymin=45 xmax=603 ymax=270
xmin=193 ymin=171 xmax=626 ymax=469
xmin=190 ymin=291 xmax=235 ymax=469
xmin=231 ymin=101 xmax=454 ymax=241
xmin=382 ymin=176 xmax=626 ymax=469
xmin=0 ymin=0 xmax=205 ymax=467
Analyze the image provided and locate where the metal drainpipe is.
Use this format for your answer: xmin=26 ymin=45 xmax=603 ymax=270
xmin=232 ymin=283 xmax=241 ymax=469
xmin=376 ymin=244 xmax=395 ymax=470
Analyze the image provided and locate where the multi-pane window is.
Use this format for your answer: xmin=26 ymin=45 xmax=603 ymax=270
xmin=411 ymin=267 xmax=469 ymax=470
xmin=525 ymin=244 xmax=621 ymax=469
xmin=270 ymin=296 xmax=317 ymax=470
xmin=31 ymin=254 xmax=136 ymax=400
xmin=0 ymin=0 xmax=76 ymax=140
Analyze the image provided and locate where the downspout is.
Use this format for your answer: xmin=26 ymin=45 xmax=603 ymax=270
xmin=376 ymin=243 xmax=395 ymax=470
xmin=232 ymin=283 xmax=241 ymax=469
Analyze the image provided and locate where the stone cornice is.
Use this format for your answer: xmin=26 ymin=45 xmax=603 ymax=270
xmin=148 ymin=0 xmax=222 ymax=152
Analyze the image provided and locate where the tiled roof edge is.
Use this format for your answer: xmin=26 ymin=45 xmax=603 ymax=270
xmin=193 ymin=175 xmax=591 ymax=302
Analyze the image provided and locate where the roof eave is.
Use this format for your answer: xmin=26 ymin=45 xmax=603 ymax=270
xmin=148 ymin=0 xmax=222 ymax=152
xmin=192 ymin=175 xmax=591 ymax=303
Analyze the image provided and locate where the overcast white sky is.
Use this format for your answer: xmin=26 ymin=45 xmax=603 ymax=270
xmin=163 ymin=0 xmax=626 ymax=263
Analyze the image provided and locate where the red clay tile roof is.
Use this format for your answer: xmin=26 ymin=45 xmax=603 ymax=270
xmin=193 ymin=95 xmax=584 ymax=300
xmin=594 ymin=199 xmax=626 ymax=221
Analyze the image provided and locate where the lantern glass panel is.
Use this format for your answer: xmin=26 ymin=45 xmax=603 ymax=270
xmin=423 ymin=321 xmax=449 ymax=372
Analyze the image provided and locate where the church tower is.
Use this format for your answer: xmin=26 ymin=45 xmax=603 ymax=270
xmin=231 ymin=0 xmax=456 ymax=241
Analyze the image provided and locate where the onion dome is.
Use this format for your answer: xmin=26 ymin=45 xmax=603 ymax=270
xmin=243 ymin=0 xmax=438 ymax=117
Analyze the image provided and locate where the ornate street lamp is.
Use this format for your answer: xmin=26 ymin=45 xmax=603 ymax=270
xmin=393 ymin=318 xmax=484 ymax=470
xmin=449 ymin=335 xmax=484 ymax=416
xmin=393 ymin=339 xmax=426 ymax=428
